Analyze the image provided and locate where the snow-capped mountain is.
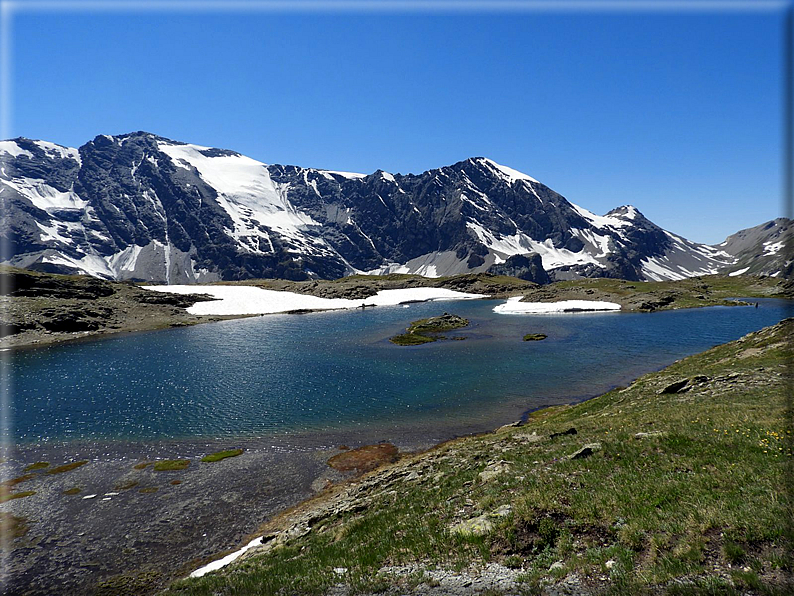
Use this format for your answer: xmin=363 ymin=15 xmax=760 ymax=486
xmin=717 ymin=218 xmax=792 ymax=279
xmin=0 ymin=131 xmax=770 ymax=284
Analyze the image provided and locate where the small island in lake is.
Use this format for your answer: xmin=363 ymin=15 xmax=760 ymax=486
xmin=389 ymin=313 xmax=469 ymax=345
xmin=523 ymin=332 xmax=547 ymax=341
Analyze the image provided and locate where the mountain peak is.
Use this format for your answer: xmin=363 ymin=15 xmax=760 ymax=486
xmin=606 ymin=205 xmax=644 ymax=220
xmin=1 ymin=131 xmax=751 ymax=283
xmin=463 ymin=157 xmax=539 ymax=184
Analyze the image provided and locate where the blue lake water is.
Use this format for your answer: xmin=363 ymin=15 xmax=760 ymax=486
xmin=6 ymin=298 xmax=790 ymax=445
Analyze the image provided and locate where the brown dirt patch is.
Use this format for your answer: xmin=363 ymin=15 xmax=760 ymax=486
xmin=0 ymin=512 xmax=30 ymax=538
xmin=327 ymin=443 xmax=400 ymax=474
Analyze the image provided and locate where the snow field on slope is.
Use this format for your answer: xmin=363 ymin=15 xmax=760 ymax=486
xmin=190 ymin=536 xmax=263 ymax=578
xmin=143 ymin=285 xmax=486 ymax=316
xmin=493 ymin=296 xmax=621 ymax=314
xmin=157 ymin=142 xmax=327 ymax=256
xmin=477 ymin=158 xmax=539 ymax=184
xmin=466 ymin=221 xmax=602 ymax=270
xmin=5 ymin=177 xmax=88 ymax=212
xmin=0 ymin=140 xmax=33 ymax=158
xmin=570 ymin=203 xmax=631 ymax=230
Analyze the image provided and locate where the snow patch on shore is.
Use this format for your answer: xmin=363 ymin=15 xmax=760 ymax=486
xmin=190 ymin=536 xmax=263 ymax=578
xmin=729 ymin=266 xmax=751 ymax=277
xmin=142 ymin=285 xmax=486 ymax=316
xmin=493 ymin=297 xmax=621 ymax=314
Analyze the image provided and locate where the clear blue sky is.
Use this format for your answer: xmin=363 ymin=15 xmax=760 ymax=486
xmin=5 ymin=2 xmax=788 ymax=244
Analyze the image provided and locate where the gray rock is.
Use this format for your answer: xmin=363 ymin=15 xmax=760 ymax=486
xmin=450 ymin=514 xmax=493 ymax=536
xmin=659 ymin=379 xmax=690 ymax=394
xmin=478 ymin=461 xmax=511 ymax=482
xmin=568 ymin=443 xmax=602 ymax=460
xmin=633 ymin=431 xmax=667 ymax=440
xmin=492 ymin=504 xmax=512 ymax=517
xmin=549 ymin=427 xmax=577 ymax=439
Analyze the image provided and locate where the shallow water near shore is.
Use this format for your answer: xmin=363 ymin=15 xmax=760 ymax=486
xmin=7 ymin=297 xmax=790 ymax=446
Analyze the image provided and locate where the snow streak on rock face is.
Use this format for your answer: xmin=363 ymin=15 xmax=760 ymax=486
xmin=156 ymin=141 xmax=332 ymax=260
xmin=0 ymin=132 xmax=761 ymax=284
xmin=716 ymin=218 xmax=793 ymax=278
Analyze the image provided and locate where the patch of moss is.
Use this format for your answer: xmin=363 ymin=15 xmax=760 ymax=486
xmin=201 ymin=449 xmax=244 ymax=463
xmin=523 ymin=333 xmax=547 ymax=341
xmin=138 ymin=487 xmax=159 ymax=494
xmin=63 ymin=487 xmax=82 ymax=495
xmin=389 ymin=333 xmax=436 ymax=346
xmin=24 ymin=461 xmax=49 ymax=472
xmin=170 ymin=480 xmax=182 ymax=485
xmin=133 ymin=462 xmax=152 ymax=470
xmin=46 ymin=460 xmax=88 ymax=475
xmin=153 ymin=459 xmax=190 ymax=471
xmin=0 ymin=490 xmax=36 ymax=503
xmin=114 ymin=480 xmax=140 ymax=491
xmin=2 ymin=474 xmax=34 ymax=487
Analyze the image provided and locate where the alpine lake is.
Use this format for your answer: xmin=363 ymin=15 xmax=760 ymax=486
xmin=8 ymin=296 xmax=791 ymax=447
xmin=3 ymin=295 xmax=792 ymax=596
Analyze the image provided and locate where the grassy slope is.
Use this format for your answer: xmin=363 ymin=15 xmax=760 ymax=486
xmin=0 ymin=266 xmax=235 ymax=349
xmin=163 ymin=319 xmax=792 ymax=595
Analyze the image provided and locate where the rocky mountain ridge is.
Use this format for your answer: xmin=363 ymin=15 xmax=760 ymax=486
xmin=0 ymin=131 xmax=787 ymax=283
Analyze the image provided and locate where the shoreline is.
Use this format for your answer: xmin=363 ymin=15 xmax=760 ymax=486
xmin=3 ymin=269 xmax=788 ymax=353
xmin=0 ymin=313 xmax=256 ymax=353
xmin=0 ymin=359 xmax=689 ymax=596
xmin=161 ymin=318 xmax=792 ymax=595
xmin=2 ymin=417 xmax=520 ymax=595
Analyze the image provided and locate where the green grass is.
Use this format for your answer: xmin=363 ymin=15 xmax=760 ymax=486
xmin=46 ymin=460 xmax=88 ymax=474
xmin=536 ymin=274 xmax=787 ymax=312
xmin=163 ymin=318 xmax=792 ymax=595
xmin=153 ymin=459 xmax=190 ymax=471
xmin=201 ymin=449 xmax=244 ymax=463
xmin=63 ymin=487 xmax=82 ymax=495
